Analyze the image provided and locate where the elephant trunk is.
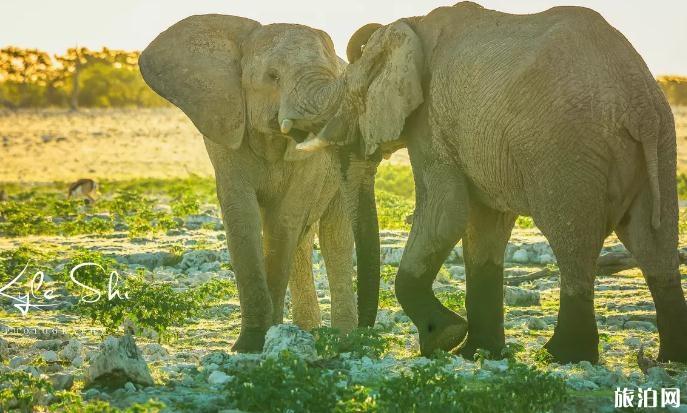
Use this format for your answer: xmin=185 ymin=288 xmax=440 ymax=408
xmin=339 ymin=152 xmax=381 ymax=328
xmin=280 ymin=72 xmax=345 ymax=134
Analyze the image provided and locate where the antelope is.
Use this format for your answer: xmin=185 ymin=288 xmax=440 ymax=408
xmin=67 ymin=178 xmax=98 ymax=204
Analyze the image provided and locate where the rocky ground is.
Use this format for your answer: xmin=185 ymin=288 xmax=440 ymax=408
xmin=1 ymin=215 xmax=687 ymax=411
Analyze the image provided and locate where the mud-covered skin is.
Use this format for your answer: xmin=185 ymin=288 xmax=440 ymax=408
xmin=311 ymin=2 xmax=687 ymax=362
xmin=140 ymin=16 xmax=382 ymax=352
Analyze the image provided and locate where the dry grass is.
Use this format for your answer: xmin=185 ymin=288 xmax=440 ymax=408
xmin=1 ymin=106 xmax=686 ymax=183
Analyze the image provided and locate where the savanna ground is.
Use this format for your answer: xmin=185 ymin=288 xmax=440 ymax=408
xmin=1 ymin=107 xmax=687 ymax=412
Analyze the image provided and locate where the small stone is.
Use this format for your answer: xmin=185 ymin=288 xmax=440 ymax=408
xmin=124 ymin=382 xmax=136 ymax=392
xmin=647 ymin=367 xmax=674 ymax=387
xmin=59 ymin=339 xmax=83 ymax=361
xmin=208 ymin=370 xmax=232 ymax=386
xmin=481 ymin=359 xmax=509 ymax=373
xmin=447 ymin=265 xmax=465 ymax=280
xmin=537 ymin=254 xmax=556 ymax=264
xmin=624 ymin=321 xmax=657 ymax=332
xmin=624 ymin=337 xmax=642 ymax=348
xmin=84 ymin=335 xmax=154 ymax=388
xmin=263 ymin=324 xmax=318 ymax=362
xmin=511 ymin=249 xmax=530 ymax=263
xmin=504 ymin=286 xmax=540 ymax=307
xmin=50 ymin=373 xmax=74 ymax=391
xmin=72 ymin=356 xmax=84 ymax=367
xmin=42 ymin=351 xmax=58 ymax=363
xmin=9 ymin=356 xmax=28 ymax=368
xmin=527 ymin=318 xmax=547 ymax=330
xmin=83 ymin=388 xmax=100 ymax=400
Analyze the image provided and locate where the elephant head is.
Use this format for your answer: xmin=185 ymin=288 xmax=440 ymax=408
xmin=296 ymin=20 xmax=425 ymax=157
xmin=139 ymin=15 xmax=344 ymax=159
xmin=140 ymin=15 xmax=382 ymax=328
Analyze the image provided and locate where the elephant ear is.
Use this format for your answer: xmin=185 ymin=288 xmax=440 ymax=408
xmin=356 ymin=21 xmax=424 ymax=156
xmin=139 ymin=15 xmax=260 ymax=148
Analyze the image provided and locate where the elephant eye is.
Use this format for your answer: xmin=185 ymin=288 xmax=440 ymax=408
xmin=267 ymin=70 xmax=280 ymax=83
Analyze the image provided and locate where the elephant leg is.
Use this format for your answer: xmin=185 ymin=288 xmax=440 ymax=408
xmin=615 ymin=184 xmax=687 ymax=362
xmin=459 ymin=203 xmax=516 ymax=359
xmin=289 ymin=227 xmax=321 ymax=331
xmin=263 ymin=215 xmax=302 ymax=327
xmin=395 ymin=163 xmax=469 ymax=357
xmin=218 ymin=190 xmax=272 ymax=353
xmin=320 ymin=192 xmax=358 ymax=333
xmin=536 ymin=197 xmax=607 ymax=363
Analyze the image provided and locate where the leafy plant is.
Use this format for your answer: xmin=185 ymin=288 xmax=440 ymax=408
xmin=227 ymin=351 xmax=349 ymax=413
xmin=313 ymin=327 xmax=389 ymax=359
xmin=0 ymin=370 xmax=52 ymax=413
xmin=515 ymin=216 xmax=536 ymax=229
xmin=49 ymin=391 xmax=165 ymax=412
xmin=436 ymin=290 xmax=466 ymax=314
xmin=376 ymin=190 xmax=414 ymax=231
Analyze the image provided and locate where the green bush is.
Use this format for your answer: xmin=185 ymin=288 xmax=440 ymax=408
xmin=314 ymin=327 xmax=389 ymax=359
xmin=0 ymin=371 xmax=52 ymax=413
xmin=375 ymin=164 xmax=414 ymax=201
xmin=227 ymin=351 xmax=350 ymax=413
xmin=50 ymin=391 xmax=165 ymax=412
xmin=376 ymin=190 xmax=413 ymax=230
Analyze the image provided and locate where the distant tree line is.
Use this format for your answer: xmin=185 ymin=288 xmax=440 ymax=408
xmin=1 ymin=46 xmax=686 ymax=109
xmin=657 ymin=76 xmax=687 ymax=106
xmin=0 ymin=46 xmax=168 ymax=109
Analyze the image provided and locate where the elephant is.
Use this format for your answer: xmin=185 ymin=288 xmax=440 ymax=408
xmin=295 ymin=1 xmax=687 ymax=363
xmin=139 ymin=15 xmax=381 ymax=352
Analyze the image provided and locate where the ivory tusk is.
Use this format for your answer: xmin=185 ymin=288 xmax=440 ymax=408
xmin=280 ymin=119 xmax=293 ymax=134
xmin=296 ymin=134 xmax=330 ymax=152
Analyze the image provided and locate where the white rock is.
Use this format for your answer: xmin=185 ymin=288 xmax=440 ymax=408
xmin=141 ymin=343 xmax=169 ymax=362
xmin=504 ymin=286 xmax=540 ymax=307
xmin=207 ymin=370 xmax=232 ymax=386
xmin=263 ymin=324 xmax=318 ymax=362
xmin=41 ymin=350 xmax=58 ymax=363
xmin=59 ymin=339 xmax=83 ymax=361
xmin=537 ymin=254 xmax=556 ymax=264
xmin=511 ymin=249 xmax=530 ymax=263
xmin=527 ymin=318 xmax=547 ymax=330
xmin=85 ymin=335 xmax=154 ymax=388
xmin=124 ymin=382 xmax=137 ymax=392
xmin=447 ymin=265 xmax=465 ymax=280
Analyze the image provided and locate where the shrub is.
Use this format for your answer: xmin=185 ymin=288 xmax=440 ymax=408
xmin=377 ymin=360 xmax=568 ymax=412
xmin=375 ymin=164 xmax=414 ymax=201
xmin=376 ymin=190 xmax=413 ymax=230
xmin=313 ymin=327 xmax=389 ymax=359
xmin=0 ymin=371 xmax=52 ymax=413
xmin=436 ymin=290 xmax=466 ymax=314
xmin=227 ymin=351 xmax=349 ymax=413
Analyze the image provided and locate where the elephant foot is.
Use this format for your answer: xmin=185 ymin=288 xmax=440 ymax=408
xmin=544 ymin=292 xmax=599 ymax=364
xmin=458 ymin=335 xmax=505 ymax=360
xmin=655 ymin=292 xmax=687 ymax=363
xmin=419 ymin=310 xmax=468 ymax=357
xmin=231 ymin=328 xmax=267 ymax=353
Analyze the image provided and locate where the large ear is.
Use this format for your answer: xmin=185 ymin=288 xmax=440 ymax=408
xmin=355 ymin=21 xmax=424 ymax=156
xmin=139 ymin=15 xmax=260 ymax=148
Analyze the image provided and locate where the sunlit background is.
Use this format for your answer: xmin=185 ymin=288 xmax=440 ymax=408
xmin=2 ymin=0 xmax=686 ymax=73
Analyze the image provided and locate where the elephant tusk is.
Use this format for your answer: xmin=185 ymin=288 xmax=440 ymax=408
xmin=280 ymin=119 xmax=293 ymax=134
xmin=296 ymin=133 xmax=330 ymax=152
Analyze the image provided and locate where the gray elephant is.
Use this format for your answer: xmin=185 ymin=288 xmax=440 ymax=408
xmin=296 ymin=2 xmax=687 ymax=363
xmin=139 ymin=15 xmax=381 ymax=352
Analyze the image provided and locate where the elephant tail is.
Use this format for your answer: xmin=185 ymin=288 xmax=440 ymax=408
xmin=625 ymin=109 xmax=662 ymax=230
xmin=642 ymin=137 xmax=661 ymax=230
